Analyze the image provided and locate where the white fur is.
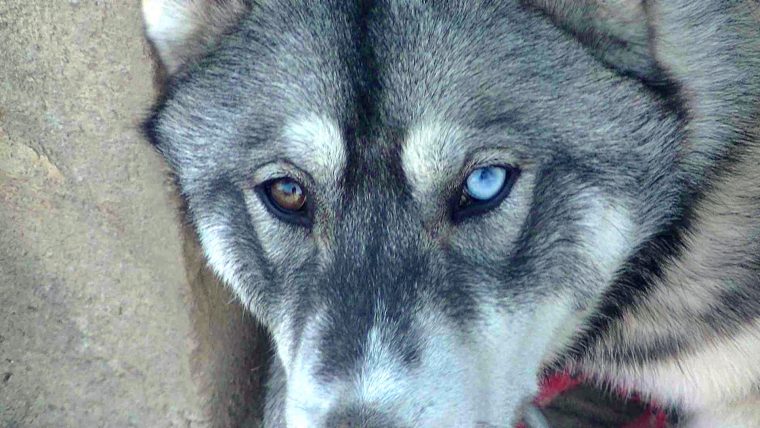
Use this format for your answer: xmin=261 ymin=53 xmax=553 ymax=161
xmin=582 ymin=198 xmax=636 ymax=278
xmin=197 ymin=219 xmax=244 ymax=298
xmin=142 ymin=0 xmax=248 ymax=72
xmin=285 ymin=312 xmax=337 ymax=428
xmin=282 ymin=114 xmax=346 ymax=184
xmin=142 ymin=0 xmax=193 ymax=46
xmin=401 ymin=121 xmax=466 ymax=200
xmin=471 ymin=300 xmax=578 ymax=424
xmin=614 ymin=319 xmax=760 ymax=413
xmin=354 ymin=325 xmax=405 ymax=406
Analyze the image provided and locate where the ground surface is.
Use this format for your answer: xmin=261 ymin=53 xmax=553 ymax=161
xmin=0 ymin=2 xmax=644 ymax=427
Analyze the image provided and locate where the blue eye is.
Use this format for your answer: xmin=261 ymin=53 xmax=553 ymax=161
xmin=465 ymin=166 xmax=507 ymax=200
xmin=453 ymin=165 xmax=519 ymax=222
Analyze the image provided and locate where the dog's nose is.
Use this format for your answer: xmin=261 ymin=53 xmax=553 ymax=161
xmin=323 ymin=405 xmax=403 ymax=428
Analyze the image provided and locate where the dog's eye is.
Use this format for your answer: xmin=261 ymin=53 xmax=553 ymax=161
xmin=269 ymin=178 xmax=306 ymax=211
xmin=453 ymin=165 xmax=519 ymax=221
xmin=466 ymin=166 xmax=507 ymax=200
xmin=258 ymin=178 xmax=309 ymax=225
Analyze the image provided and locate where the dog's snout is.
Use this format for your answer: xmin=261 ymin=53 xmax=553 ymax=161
xmin=323 ymin=405 xmax=403 ymax=428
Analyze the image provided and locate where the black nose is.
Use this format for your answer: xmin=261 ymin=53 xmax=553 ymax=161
xmin=323 ymin=406 xmax=403 ymax=428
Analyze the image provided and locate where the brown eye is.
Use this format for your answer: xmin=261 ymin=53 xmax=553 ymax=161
xmin=267 ymin=178 xmax=306 ymax=212
xmin=257 ymin=177 xmax=311 ymax=227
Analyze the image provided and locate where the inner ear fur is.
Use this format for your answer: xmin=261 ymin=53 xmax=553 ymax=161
xmin=142 ymin=0 xmax=252 ymax=74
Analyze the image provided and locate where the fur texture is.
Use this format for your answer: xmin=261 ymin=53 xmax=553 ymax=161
xmin=142 ymin=1 xmax=760 ymax=426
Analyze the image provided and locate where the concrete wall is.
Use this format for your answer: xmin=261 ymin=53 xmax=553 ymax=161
xmin=0 ymin=2 xmax=264 ymax=427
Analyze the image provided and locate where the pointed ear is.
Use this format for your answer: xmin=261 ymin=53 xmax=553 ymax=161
xmin=527 ymin=0 xmax=662 ymax=83
xmin=142 ymin=0 xmax=250 ymax=74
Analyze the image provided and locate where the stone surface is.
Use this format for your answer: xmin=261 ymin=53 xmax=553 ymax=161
xmin=0 ymin=2 xmax=262 ymax=427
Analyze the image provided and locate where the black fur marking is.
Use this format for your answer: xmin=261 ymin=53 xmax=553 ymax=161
xmin=314 ymin=201 xmax=426 ymax=380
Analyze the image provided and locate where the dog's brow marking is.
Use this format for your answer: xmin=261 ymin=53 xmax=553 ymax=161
xmin=283 ymin=114 xmax=345 ymax=183
xmin=401 ymin=121 xmax=465 ymax=197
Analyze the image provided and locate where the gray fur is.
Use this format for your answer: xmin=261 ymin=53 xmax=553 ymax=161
xmin=142 ymin=0 xmax=760 ymax=426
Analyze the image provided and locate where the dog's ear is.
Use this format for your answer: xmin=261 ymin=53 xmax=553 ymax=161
xmin=142 ymin=0 xmax=250 ymax=74
xmin=527 ymin=0 xmax=662 ymax=83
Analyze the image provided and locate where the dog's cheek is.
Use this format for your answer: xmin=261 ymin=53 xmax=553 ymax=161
xmin=477 ymin=302 xmax=578 ymax=417
xmin=579 ymin=198 xmax=637 ymax=282
xmin=190 ymin=186 xmax=316 ymax=327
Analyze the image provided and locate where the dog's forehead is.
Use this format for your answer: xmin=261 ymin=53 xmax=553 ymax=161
xmin=158 ymin=1 xmax=599 ymax=187
xmin=266 ymin=2 xmax=564 ymax=120
xmin=249 ymin=2 xmax=574 ymax=181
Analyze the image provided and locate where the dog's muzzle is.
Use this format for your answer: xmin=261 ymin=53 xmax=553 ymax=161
xmin=323 ymin=405 xmax=405 ymax=428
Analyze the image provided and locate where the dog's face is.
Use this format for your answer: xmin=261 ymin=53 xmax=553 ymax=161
xmin=145 ymin=1 xmax=682 ymax=426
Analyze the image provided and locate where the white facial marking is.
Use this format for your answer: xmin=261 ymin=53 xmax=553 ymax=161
xmin=582 ymin=197 xmax=636 ymax=278
xmin=197 ymin=218 xmax=243 ymax=298
xmin=469 ymin=300 xmax=577 ymax=422
xmin=285 ymin=311 xmax=336 ymax=428
xmin=401 ymin=121 xmax=465 ymax=198
xmin=355 ymin=326 xmax=404 ymax=407
xmin=282 ymin=114 xmax=346 ymax=183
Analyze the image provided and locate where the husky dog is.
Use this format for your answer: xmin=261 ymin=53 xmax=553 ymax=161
xmin=142 ymin=0 xmax=760 ymax=426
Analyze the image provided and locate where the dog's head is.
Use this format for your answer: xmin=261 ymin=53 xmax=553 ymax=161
xmin=143 ymin=1 xmax=683 ymax=426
